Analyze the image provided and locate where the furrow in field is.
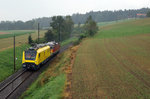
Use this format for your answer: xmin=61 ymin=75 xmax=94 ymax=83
xmin=120 ymin=34 xmax=150 ymax=53
xmin=116 ymin=37 xmax=150 ymax=75
xmin=104 ymin=38 xmax=150 ymax=88
xmin=113 ymin=37 xmax=150 ymax=82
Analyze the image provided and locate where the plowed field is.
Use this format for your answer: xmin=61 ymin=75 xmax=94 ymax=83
xmin=71 ymin=18 xmax=150 ymax=99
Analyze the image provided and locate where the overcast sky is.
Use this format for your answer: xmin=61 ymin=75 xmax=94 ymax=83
xmin=0 ymin=0 xmax=149 ymax=21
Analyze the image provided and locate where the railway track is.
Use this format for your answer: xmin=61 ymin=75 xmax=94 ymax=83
xmin=0 ymin=43 xmax=72 ymax=99
xmin=0 ymin=69 xmax=33 ymax=99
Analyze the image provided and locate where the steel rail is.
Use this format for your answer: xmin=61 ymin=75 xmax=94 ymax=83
xmin=0 ymin=69 xmax=26 ymax=92
xmin=5 ymin=72 xmax=33 ymax=99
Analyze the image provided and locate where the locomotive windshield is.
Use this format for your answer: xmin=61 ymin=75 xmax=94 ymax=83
xmin=25 ymin=51 xmax=36 ymax=60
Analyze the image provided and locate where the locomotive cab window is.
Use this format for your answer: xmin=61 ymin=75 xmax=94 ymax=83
xmin=25 ymin=51 xmax=36 ymax=60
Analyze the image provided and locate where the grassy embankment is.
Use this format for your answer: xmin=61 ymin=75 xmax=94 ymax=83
xmin=71 ymin=18 xmax=150 ymax=98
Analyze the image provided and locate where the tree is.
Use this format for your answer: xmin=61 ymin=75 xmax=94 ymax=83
xmin=147 ymin=11 xmax=150 ymax=17
xmin=44 ymin=29 xmax=55 ymax=42
xmin=63 ymin=16 xmax=74 ymax=39
xmin=65 ymin=16 xmax=74 ymax=33
xmin=50 ymin=16 xmax=74 ymax=42
xmin=28 ymin=34 xmax=33 ymax=45
xmin=84 ymin=16 xmax=98 ymax=36
xmin=50 ymin=16 xmax=65 ymax=42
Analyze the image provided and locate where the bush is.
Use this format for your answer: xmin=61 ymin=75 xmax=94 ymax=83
xmin=73 ymin=33 xmax=87 ymax=46
xmin=73 ymin=39 xmax=80 ymax=46
xmin=28 ymin=34 xmax=33 ymax=45
xmin=79 ymin=33 xmax=87 ymax=41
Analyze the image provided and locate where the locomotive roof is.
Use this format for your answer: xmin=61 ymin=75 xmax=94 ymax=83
xmin=27 ymin=45 xmax=50 ymax=53
xmin=37 ymin=46 xmax=50 ymax=53
xmin=25 ymin=41 xmax=59 ymax=52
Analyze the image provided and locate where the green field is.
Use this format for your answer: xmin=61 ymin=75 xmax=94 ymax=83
xmin=96 ymin=18 xmax=150 ymax=38
xmin=0 ymin=44 xmax=29 ymax=82
xmin=71 ymin=18 xmax=150 ymax=98
xmin=97 ymin=18 xmax=137 ymax=27
xmin=0 ymin=30 xmax=35 ymax=39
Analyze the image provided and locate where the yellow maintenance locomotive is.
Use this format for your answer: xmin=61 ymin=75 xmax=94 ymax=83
xmin=22 ymin=42 xmax=60 ymax=70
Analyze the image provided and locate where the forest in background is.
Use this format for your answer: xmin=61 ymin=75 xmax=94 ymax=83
xmin=0 ymin=8 xmax=149 ymax=30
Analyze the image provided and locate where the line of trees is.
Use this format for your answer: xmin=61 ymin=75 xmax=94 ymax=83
xmin=0 ymin=8 xmax=150 ymax=30
xmin=0 ymin=20 xmax=37 ymax=30
xmin=72 ymin=8 xmax=150 ymax=24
